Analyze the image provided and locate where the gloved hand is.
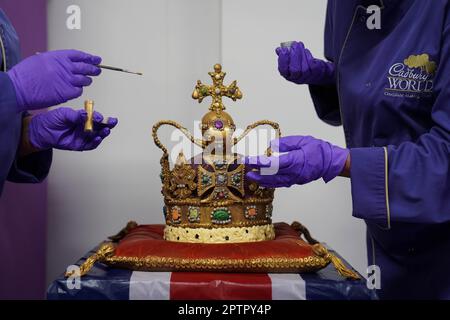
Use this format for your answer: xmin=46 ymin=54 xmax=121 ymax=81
xmin=7 ymin=50 xmax=102 ymax=112
xmin=28 ymin=107 xmax=118 ymax=151
xmin=244 ymin=136 xmax=349 ymax=188
xmin=276 ymin=41 xmax=335 ymax=86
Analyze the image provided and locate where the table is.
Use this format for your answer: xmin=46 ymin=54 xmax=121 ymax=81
xmin=47 ymin=246 xmax=377 ymax=300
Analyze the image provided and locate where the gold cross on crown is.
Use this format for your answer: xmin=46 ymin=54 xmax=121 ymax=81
xmin=192 ymin=64 xmax=243 ymax=113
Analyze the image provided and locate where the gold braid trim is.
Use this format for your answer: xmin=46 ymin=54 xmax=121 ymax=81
xmin=102 ymin=254 xmax=330 ymax=273
xmin=66 ymin=245 xmax=330 ymax=276
xmin=65 ymin=242 xmax=115 ymax=277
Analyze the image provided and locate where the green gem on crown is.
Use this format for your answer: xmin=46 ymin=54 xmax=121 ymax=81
xmin=200 ymin=86 xmax=209 ymax=95
xmin=211 ymin=208 xmax=231 ymax=224
xmin=232 ymin=173 xmax=241 ymax=184
xmin=188 ymin=206 xmax=200 ymax=222
xmin=202 ymin=174 xmax=212 ymax=185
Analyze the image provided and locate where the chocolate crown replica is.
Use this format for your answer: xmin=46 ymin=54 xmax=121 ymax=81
xmin=153 ymin=63 xmax=279 ymax=244
xmin=67 ymin=65 xmax=359 ymax=280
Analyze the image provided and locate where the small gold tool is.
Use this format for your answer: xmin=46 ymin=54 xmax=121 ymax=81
xmin=84 ymin=100 xmax=94 ymax=132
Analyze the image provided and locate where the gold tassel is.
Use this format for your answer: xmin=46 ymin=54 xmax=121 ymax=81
xmin=329 ymin=253 xmax=360 ymax=280
xmin=65 ymin=242 xmax=115 ymax=277
xmin=301 ymin=224 xmax=360 ymax=281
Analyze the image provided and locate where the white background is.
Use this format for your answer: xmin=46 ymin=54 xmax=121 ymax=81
xmin=46 ymin=0 xmax=367 ymax=283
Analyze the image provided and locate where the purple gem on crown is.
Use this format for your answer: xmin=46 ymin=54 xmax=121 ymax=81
xmin=214 ymin=120 xmax=224 ymax=130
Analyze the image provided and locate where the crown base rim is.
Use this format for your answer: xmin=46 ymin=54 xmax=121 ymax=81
xmin=164 ymin=224 xmax=275 ymax=243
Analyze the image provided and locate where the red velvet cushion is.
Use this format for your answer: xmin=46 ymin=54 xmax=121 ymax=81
xmin=103 ymin=223 xmax=330 ymax=273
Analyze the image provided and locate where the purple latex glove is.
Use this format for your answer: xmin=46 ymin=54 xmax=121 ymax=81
xmin=244 ymin=136 xmax=349 ymax=188
xmin=28 ymin=107 xmax=118 ymax=151
xmin=276 ymin=41 xmax=335 ymax=85
xmin=7 ymin=50 xmax=102 ymax=112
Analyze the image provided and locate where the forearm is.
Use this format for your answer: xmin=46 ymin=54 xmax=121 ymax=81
xmin=339 ymin=154 xmax=351 ymax=178
xmin=19 ymin=115 xmax=42 ymax=157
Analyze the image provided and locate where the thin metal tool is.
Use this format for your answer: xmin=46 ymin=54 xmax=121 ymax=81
xmin=98 ymin=64 xmax=143 ymax=76
xmin=35 ymin=52 xmax=142 ymax=76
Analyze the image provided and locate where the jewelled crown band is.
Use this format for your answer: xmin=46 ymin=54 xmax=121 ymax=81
xmin=152 ymin=64 xmax=281 ymax=243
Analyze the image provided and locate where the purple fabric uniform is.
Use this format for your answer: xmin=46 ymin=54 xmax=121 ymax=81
xmin=310 ymin=0 xmax=450 ymax=299
xmin=0 ymin=9 xmax=52 ymax=194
